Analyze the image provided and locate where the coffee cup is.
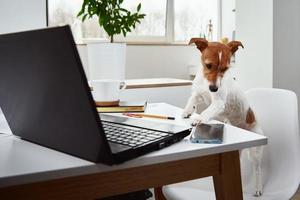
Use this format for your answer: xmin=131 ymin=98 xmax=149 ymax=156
xmin=90 ymin=80 xmax=126 ymax=106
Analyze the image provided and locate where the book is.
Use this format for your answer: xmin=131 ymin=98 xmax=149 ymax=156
xmin=96 ymin=101 xmax=147 ymax=113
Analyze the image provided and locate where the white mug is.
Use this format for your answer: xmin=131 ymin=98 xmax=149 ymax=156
xmin=90 ymin=80 xmax=126 ymax=104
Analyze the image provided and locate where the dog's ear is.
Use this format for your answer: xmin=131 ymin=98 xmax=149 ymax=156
xmin=227 ymin=41 xmax=244 ymax=54
xmin=188 ymin=38 xmax=208 ymax=52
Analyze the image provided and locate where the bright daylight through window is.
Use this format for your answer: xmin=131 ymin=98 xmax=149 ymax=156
xmin=174 ymin=0 xmax=218 ymax=41
xmin=47 ymin=0 xmax=219 ymax=43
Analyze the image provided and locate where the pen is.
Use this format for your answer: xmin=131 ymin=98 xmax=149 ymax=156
xmin=123 ymin=113 xmax=175 ymax=120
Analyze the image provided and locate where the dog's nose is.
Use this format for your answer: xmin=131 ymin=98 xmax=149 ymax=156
xmin=209 ymin=85 xmax=218 ymax=92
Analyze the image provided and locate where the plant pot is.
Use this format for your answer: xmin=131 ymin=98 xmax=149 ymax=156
xmin=86 ymin=42 xmax=126 ymax=80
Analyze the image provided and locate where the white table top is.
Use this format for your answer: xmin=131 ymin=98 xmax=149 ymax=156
xmin=0 ymin=103 xmax=267 ymax=188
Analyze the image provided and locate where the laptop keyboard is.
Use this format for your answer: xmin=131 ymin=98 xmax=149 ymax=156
xmin=102 ymin=121 xmax=169 ymax=148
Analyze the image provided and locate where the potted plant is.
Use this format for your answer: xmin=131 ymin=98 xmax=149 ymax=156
xmin=77 ymin=0 xmax=146 ymax=80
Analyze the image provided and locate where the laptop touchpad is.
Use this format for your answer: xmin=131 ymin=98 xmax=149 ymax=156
xmin=109 ymin=142 xmax=132 ymax=153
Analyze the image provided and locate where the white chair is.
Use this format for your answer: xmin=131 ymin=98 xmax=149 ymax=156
xmin=163 ymin=88 xmax=300 ymax=200
xmin=0 ymin=107 xmax=12 ymax=135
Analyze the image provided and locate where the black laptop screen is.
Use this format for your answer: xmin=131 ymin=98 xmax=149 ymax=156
xmin=0 ymin=26 xmax=113 ymax=163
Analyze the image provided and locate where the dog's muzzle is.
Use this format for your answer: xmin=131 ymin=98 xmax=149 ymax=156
xmin=209 ymin=85 xmax=218 ymax=92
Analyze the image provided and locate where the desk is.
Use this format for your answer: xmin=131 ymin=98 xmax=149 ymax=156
xmin=121 ymin=78 xmax=193 ymax=108
xmin=0 ymin=103 xmax=267 ymax=200
xmin=124 ymin=78 xmax=192 ymax=89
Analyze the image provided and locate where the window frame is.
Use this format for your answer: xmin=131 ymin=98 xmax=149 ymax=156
xmin=115 ymin=0 xmax=222 ymax=44
xmin=46 ymin=0 xmax=222 ymax=44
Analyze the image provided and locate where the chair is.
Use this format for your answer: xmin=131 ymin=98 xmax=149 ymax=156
xmin=0 ymin=107 xmax=11 ymax=135
xmin=162 ymin=88 xmax=300 ymax=200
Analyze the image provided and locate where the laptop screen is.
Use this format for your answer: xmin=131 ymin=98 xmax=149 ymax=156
xmin=0 ymin=26 xmax=113 ymax=163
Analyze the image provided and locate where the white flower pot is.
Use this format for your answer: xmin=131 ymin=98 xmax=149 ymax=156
xmin=87 ymin=42 xmax=126 ymax=81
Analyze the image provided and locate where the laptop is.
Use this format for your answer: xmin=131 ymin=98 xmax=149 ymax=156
xmin=0 ymin=26 xmax=191 ymax=164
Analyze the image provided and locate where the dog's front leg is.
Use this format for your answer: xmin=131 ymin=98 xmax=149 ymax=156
xmin=190 ymin=99 xmax=225 ymax=125
xmin=182 ymin=93 xmax=198 ymax=118
xmin=182 ymin=91 xmax=211 ymax=118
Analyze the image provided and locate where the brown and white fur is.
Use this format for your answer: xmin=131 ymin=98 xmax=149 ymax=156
xmin=183 ymin=38 xmax=264 ymax=196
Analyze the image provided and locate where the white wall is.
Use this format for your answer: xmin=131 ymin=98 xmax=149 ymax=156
xmin=273 ymin=0 xmax=300 ymax=92
xmin=221 ymin=0 xmax=236 ymax=40
xmin=77 ymin=44 xmax=202 ymax=80
xmin=0 ymin=0 xmax=46 ymax=34
xmin=126 ymin=45 xmax=200 ymax=79
xmin=235 ymin=0 xmax=273 ymax=90
xmin=273 ymin=0 xmax=300 ymax=123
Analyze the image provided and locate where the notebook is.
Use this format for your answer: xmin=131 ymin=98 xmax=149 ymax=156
xmin=97 ymin=101 xmax=147 ymax=113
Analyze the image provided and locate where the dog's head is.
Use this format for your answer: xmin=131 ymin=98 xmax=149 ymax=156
xmin=189 ymin=38 xmax=244 ymax=92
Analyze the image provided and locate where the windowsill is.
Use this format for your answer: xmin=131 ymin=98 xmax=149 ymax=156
xmin=76 ymin=40 xmax=189 ymax=46
xmin=124 ymin=41 xmax=189 ymax=46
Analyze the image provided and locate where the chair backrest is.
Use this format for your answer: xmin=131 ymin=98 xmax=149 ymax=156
xmin=241 ymin=88 xmax=300 ymax=197
xmin=0 ymin=107 xmax=12 ymax=134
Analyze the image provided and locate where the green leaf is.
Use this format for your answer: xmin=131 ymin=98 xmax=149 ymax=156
xmin=77 ymin=0 xmax=89 ymax=17
xmin=125 ymin=26 xmax=131 ymax=32
xmin=82 ymin=13 xmax=88 ymax=21
xmin=138 ymin=14 xmax=146 ymax=18
xmin=137 ymin=3 xmax=141 ymax=12
xmin=122 ymin=29 xmax=127 ymax=37
xmin=77 ymin=8 xmax=84 ymax=17
xmin=118 ymin=8 xmax=128 ymax=13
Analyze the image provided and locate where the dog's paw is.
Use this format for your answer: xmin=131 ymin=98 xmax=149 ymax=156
xmin=181 ymin=110 xmax=192 ymax=118
xmin=190 ymin=113 xmax=209 ymax=126
xmin=254 ymin=190 xmax=262 ymax=197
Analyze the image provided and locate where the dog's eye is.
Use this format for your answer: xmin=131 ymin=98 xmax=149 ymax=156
xmin=220 ymin=68 xmax=228 ymax=72
xmin=206 ymin=64 xmax=212 ymax=69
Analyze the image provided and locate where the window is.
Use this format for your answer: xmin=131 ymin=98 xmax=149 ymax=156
xmin=47 ymin=0 xmax=220 ymax=43
xmin=174 ymin=0 xmax=219 ymax=42
xmin=122 ymin=0 xmax=167 ymax=37
xmin=48 ymin=0 xmax=106 ymax=38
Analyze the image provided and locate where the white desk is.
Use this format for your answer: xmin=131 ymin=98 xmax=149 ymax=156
xmin=121 ymin=79 xmax=192 ymax=108
xmin=0 ymin=103 xmax=267 ymax=199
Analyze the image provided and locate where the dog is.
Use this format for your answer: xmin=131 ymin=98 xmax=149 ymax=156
xmin=183 ymin=38 xmax=264 ymax=196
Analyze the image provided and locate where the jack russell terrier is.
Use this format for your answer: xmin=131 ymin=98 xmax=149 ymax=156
xmin=183 ymin=38 xmax=264 ymax=196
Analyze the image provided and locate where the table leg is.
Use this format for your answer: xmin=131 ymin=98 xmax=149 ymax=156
xmin=154 ymin=187 xmax=167 ymax=200
xmin=213 ymin=151 xmax=243 ymax=200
